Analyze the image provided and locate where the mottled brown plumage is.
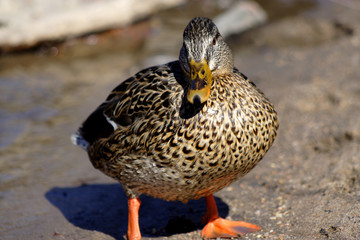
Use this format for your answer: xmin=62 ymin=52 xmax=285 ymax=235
xmin=72 ymin=17 xmax=278 ymax=239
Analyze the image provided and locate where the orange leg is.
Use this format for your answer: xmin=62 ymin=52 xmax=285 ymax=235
xmin=127 ymin=198 xmax=141 ymax=240
xmin=201 ymin=194 xmax=261 ymax=239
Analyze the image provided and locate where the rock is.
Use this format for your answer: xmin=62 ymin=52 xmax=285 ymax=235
xmin=0 ymin=0 xmax=184 ymax=51
xmin=214 ymin=0 xmax=267 ymax=38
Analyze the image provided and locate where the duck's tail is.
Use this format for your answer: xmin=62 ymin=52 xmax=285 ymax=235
xmin=71 ymin=131 xmax=89 ymax=151
xmin=71 ymin=103 xmax=116 ymax=151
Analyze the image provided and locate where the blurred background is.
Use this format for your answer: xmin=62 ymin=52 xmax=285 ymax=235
xmin=0 ymin=0 xmax=359 ymax=239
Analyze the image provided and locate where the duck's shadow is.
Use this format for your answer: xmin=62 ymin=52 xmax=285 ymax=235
xmin=45 ymin=183 xmax=229 ymax=239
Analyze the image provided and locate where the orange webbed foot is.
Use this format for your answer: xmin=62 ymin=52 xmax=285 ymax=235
xmin=201 ymin=195 xmax=260 ymax=239
xmin=201 ymin=217 xmax=261 ymax=239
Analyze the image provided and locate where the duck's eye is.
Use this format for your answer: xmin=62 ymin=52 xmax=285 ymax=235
xmin=212 ymin=37 xmax=216 ymax=45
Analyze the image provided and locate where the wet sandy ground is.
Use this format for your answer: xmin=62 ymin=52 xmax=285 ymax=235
xmin=1 ymin=1 xmax=360 ymax=240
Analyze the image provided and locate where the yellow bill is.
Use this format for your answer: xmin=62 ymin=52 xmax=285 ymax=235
xmin=187 ymin=58 xmax=212 ymax=104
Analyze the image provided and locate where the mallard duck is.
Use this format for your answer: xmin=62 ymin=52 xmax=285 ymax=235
xmin=72 ymin=17 xmax=278 ymax=239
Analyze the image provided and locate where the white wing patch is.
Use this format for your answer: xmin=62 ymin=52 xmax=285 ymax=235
xmin=104 ymin=113 xmax=118 ymax=130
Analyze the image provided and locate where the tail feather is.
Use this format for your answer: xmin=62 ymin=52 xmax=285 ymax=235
xmin=71 ymin=132 xmax=89 ymax=150
xmin=71 ymin=104 xmax=115 ymax=151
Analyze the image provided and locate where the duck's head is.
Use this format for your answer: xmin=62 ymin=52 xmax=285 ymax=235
xmin=179 ymin=17 xmax=233 ymax=105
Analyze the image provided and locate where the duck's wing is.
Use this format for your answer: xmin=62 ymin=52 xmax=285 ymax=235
xmin=72 ymin=61 xmax=183 ymax=149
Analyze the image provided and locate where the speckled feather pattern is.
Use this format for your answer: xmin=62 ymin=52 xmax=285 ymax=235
xmin=86 ymin=61 xmax=278 ymax=203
